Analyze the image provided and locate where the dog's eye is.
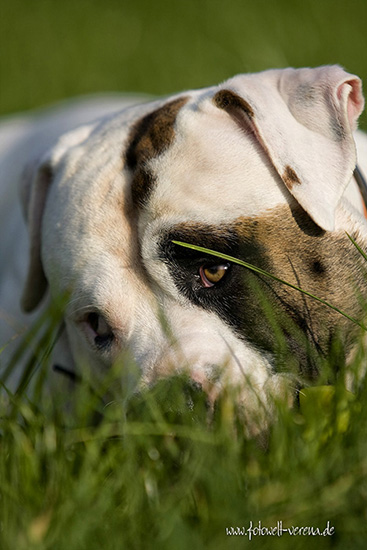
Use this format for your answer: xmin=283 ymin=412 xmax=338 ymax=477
xmin=199 ymin=263 xmax=230 ymax=287
xmin=85 ymin=312 xmax=114 ymax=349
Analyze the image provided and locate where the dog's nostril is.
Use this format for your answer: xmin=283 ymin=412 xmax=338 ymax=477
xmin=187 ymin=380 xmax=203 ymax=393
xmin=184 ymin=379 xmax=211 ymax=413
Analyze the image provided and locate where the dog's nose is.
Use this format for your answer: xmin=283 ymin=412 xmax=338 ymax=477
xmin=128 ymin=373 xmax=212 ymax=426
xmin=186 ymin=379 xmax=203 ymax=394
xmin=183 ymin=378 xmax=209 ymax=412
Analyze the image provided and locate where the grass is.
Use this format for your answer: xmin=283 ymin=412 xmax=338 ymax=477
xmin=1 ymin=357 xmax=367 ymax=550
xmin=1 ymin=250 xmax=367 ymax=549
xmin=1 ymin=350 xmax=367 ymax=550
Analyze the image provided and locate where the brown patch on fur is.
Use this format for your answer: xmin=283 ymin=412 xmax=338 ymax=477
xmin=233 ymin=204 xmax=366 ymax=374
xmin=125 ymin=96 xmax=189 ymax=207
xmin=213 ymin=89 xmax=255 ymax=119
xmin=283 ymin=166 xmax=302 ymax=190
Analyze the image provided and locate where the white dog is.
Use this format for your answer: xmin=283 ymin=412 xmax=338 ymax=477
xmin=1 ymin=66 xmax=367 ymax=424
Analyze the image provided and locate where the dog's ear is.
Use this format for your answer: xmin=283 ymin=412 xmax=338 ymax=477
xmin=214 ymin=65 xmax=364 ymax=231
xmin=21 ymin=124 xmax=94 ymax=312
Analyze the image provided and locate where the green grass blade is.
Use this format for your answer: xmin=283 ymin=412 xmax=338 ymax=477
xmin=172 ymin=240 xmax=367 ymax=331
xmin=346 ymin=232 xmax=367 ymax=263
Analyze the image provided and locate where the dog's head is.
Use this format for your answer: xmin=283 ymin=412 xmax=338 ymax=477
xmin=20 ymin=66 xmax=367 ymax=421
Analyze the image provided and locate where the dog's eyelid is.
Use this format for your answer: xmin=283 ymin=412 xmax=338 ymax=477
xmin=87 ymin=312 xmax=110 ymax=335
xmin=80 ymin=311 xmax=115 ymax=351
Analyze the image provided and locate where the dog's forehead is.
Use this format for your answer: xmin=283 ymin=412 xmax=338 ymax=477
xmin=126 ymin=92 xmax=289 ymax=225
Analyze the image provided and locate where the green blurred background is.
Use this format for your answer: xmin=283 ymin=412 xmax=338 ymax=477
xmin=1 ymin=0 xmax=367 ymax=127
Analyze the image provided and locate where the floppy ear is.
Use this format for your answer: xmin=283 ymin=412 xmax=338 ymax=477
xmin=21 ymin=157 xmax=53 ymax=312
xmin=214 ymin=65 xmax=364 ymax=231
xmin=21 ymin=124 xmax=94 ymax=312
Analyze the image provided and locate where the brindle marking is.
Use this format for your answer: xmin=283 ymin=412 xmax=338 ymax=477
xmin=125 ymin=96 xmax=188 ymax=208
xmin=162 ymin=203 xmax=367 ymax=379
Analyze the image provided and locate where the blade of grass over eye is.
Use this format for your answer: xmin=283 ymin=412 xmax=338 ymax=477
xmin=346 ymin=232 xmax=367 ymax=263
xmin=172 ymin=240 xmax=367 ymax=331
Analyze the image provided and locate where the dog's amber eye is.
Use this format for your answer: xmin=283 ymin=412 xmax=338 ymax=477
xmin=199 ymin=263 xmax=230 ymax=287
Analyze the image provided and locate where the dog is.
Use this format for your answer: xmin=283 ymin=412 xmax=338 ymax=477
xmin=1 ymin=66 xmax=367 ymax=428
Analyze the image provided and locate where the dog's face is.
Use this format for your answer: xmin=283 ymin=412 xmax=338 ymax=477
xmin=21 ymin=66 xmax=367 ymax=419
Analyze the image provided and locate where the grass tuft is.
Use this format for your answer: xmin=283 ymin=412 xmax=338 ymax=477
xmin=1 ymin=303 xmax=367 ymax=548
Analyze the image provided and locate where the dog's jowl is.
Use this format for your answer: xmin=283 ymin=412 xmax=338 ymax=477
xmin=1 ymin=65 xmax=367 ymax=430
